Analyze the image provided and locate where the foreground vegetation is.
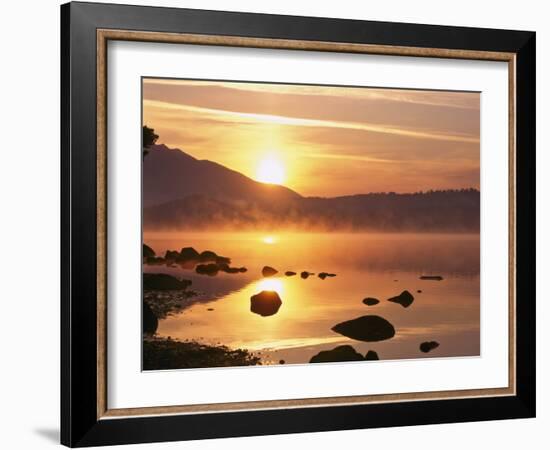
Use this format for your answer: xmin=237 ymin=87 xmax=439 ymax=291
xmin=143 ymin=338 xmax=262 ymax=370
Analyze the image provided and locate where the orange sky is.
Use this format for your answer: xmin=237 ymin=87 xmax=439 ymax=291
xmin=142 ymin=78 xmax=480 ymax=197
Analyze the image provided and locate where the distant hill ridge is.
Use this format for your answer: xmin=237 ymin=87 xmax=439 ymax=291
xmin=143 ymin=144 xmax=479 ymax=232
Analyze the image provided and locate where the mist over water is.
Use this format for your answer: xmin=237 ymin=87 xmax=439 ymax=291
xmin=144 ymin=232 xmax=480 ymax=365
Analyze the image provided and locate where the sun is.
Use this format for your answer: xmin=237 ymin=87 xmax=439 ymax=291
xmin=256 ymin=156 xmax=285 ymax=185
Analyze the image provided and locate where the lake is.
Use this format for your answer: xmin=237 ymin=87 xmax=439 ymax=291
xmin=143 ymin=232 xmax=480 ymax=365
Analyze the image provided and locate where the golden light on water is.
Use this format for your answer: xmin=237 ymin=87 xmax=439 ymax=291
xmin=262 ymin=235 xmax=277 ymax=244
xmin=256 ymin=155 xmax=285 ymax=185
xmin=255 ymin=278 xmax=284 ymax=296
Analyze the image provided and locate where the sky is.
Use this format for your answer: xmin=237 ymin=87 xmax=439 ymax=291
xmin=142 ymin=78 xmax=480 ymax=197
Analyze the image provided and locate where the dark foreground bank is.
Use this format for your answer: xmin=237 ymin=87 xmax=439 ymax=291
xmin=143 ymin=338 xmax=262 ymax=370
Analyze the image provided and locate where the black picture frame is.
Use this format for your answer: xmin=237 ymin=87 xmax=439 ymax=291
xmin=61 ymin=1 xmax=536 ymax=447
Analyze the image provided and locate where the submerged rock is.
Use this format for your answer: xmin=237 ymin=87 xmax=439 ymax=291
xmin=250 ymin=290 xmax=282 ymax=317
xmin=143 ymin=273 xmax=192 ymax=290
xmin=195 ymin=263 xmax=220 ymax=276
xmin=419 ymin=275 xmax=444 ymax=281
xmin=420 ymin=341 xmax=440 ymax=353
xmin=388 ymin=290 xmax=414 ymax=308
xmin=310 ymin=345 xmax=364 ymax=363
xmin=285 ymin=271 xmax=297 ymax=276
xmin=365 ymin=350 xmax=379 ymax=360
xmin=143 ymin=244 xmax=155 ymax=258
xmin=262 ymin=266 xmax=278 ymax=277
xmin=332 ymin=315 xmax=395 ymax=342
xmin=363 ymin=297 xmax=380 ymax=306
xmin=143 ymin=302 xmax=158 ymax=334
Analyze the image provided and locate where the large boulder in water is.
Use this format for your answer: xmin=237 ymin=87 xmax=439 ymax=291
xmin=332 ymin=315 xmax=395 ymax=342
xmin=388 ymin=290 xmax=414 ymax=308
xmin=250 ymin=290 xmax=282 ymax=317
xmin=143 ymin=244 xmax=155 ymax=258
xmin=262 ymin=266 xmax=278 ymax=277
xmin=143 ymin=302 xmax=158 ymax=334
xmin=310 ymin=345 xmax=364 ymax=363
xmin=143 ymin=273 xmax=191 ymax=290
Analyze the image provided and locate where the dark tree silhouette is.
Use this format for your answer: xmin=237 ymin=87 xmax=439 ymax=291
xmin=143 ymin=125 xmax=159 ymax=158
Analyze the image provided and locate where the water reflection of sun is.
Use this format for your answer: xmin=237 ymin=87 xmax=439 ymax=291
xmin=256 ymin=278 xmax=284 ymax=295
xmin=262 ymin=235 xmax=277 ymax=244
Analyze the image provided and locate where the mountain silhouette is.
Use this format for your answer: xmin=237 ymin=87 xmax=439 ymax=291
xmin=143 ymin=144 xmax=479 ymax=232
xmin=144 ymin=144 xmax=300 ymax=207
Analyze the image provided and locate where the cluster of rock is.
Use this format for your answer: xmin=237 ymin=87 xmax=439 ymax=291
xmin=261 ymin=266 xmax=336 ymax=280
xmin=196 ymin=263 xmax=247 ymax=276
xmin=142 ymin=273 xmax=197 ymax=334
xmin=143 ymin=244 xmax=247 ymax=276
xmin=357 ymin=288 xmax=441 ymax=354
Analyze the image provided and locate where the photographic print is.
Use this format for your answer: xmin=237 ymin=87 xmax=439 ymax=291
xmin=141 ymin=78 xmax=480 ymax=371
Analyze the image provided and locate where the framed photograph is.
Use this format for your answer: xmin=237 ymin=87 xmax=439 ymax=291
xmin=61 ymin=1 xmax=536 ymax=447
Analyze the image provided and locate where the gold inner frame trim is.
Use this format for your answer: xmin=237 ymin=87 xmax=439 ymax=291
xmin=96 ymin=28 xmax=517 ymax=420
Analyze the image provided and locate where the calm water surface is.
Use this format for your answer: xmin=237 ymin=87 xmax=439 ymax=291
xmin=143 ymin=232 xmax=480 ymax=365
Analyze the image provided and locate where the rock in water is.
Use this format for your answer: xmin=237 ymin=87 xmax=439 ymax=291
xmin=164 ymin=250 xmax=180 ymax=261
xmin=318 ymin=272 xmax=336 ymax=279
xmin=310 ymin=345 xmax=365 ymax=363
xmin=285 ymin=271 xmax=297 ymax=276
xmin=178 ymin=247 xmax=200 ymax=261
xmin=218 ymin=263 xmax=247 ymax=274
xmin=199 ymin=250 xmax=218 ymax=262
xmin=363 ymin=297 xmax=380 ymax=306
xmin=419 ymin=275 xmax=444 ymax=281
xmin=388 ymin=290 xmax=414 ymax=308
xmin=262 ymin=266 xmax=278 ymax=277
xmin=365 ymin=350 xmax=379 ymax=360
xmin=143 ymin=302 xmax=158 ymax=334
xmin=300 ymin=271 xmax=313 ymax=279
xmin=195 ymin=263 xmax=220 ymax=276
xmin=332 ymin=315 xmax=395 ymax=342
xmin=250 ymin=290 xmax=282 ymax=317
xmin=143 ymin=273 xmax=192 ymax=290
xmin=420 ymin=341 xmax=440 ymax=353
xmin=143 ymin=244 xmax=155 ymax=258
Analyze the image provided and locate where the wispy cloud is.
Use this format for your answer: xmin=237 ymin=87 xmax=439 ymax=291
xmin=144 ymin=99 xmax=479 ymax=144
xmin=143 ymin=78 xmax=480 ymax=110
